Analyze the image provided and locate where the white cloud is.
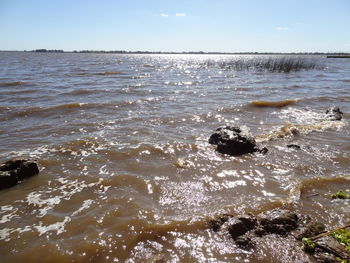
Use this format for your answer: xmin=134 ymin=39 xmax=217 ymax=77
xmin=276 ymin=27 xmax=289 ymax=31
xmin=176 ymin=13 xmax=186 ymax=17
xmin=161 ymin=13 xmax=169 ymax=18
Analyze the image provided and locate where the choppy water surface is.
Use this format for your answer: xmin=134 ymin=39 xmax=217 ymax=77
xmin=0 ymin=52 xmax=349 ymax=262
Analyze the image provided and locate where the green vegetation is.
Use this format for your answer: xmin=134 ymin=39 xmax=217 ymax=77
xmin=302 ymin=237 xmax=316 ymax=252
xmin=219 ymin=56 xmax=319 ymax=73
xmin=331 ymin=229 xmax=350 ymax=252
xmin=335 ymin=257 xmax=348 ymax=263
xmin=331 ymin=191 xmax=350 ymax=199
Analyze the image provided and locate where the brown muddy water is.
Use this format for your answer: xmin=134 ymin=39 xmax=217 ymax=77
xmin=0 ymin=52 xmax=349 ymax=262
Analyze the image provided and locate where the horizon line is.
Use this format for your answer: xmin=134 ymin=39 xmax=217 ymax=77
xmin=1 ymin=49 xmax=350 ymax=55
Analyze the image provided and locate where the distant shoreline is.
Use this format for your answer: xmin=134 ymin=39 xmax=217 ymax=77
xmin=326 ymin=55 xmax=350 ymax=58
xmin=1 ymin=49 xmax=350 ymax=56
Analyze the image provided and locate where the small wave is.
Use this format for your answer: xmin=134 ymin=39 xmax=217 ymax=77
xmin=114 ymin=97 xmax=163 ymax=109
xmin=125 ymin=217 xmax=207 ymax=252
xmin=65 ymin=89 xmax=95 ymax=95
xmin=46 ymin=137 xmax=106 ymax=157
xmin=164 ymin=80 xmax=202 ymax=86
xmin=8 ymin=101 xmax=132 ymax=119
xmin=0 ymin=81 xmax=25 ymax=87
xmin=13 ymin=103 xmax=87 ymax=117
xmin=105 ymin=142 xmax=197 ymax=162
xmin=301 ymin=176 xmax=350 ymax=190
xmin=72 ymin=72 xmax=90 ymax=76
xmin=289 ymin=175 xmax=350 ymax=203
xmin=0 ymin=177 xmax=104 ymax=241
xmin=13 ymin=106 xmax=42 ymax=117
xmin=250 ymin=99 xmax=298 ymax=108
xmin=143 ymin=64 xmax=155 ymax=68
xmin=1 ymin=89 xmax=36 ymax=95
xmin=52 ymin=102 xmax=85 ymax=110
xmin=255 ymin=120 xmax=346 ymax=142
xmin=0 ymin=106 xmax=11 ymax=111
xmin=302 ymin=96 xmax=350 ymax=104
xmin=96 ymin=71 xmax=123 ymax=76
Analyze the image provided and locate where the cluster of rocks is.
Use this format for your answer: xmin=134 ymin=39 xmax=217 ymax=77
xmin=209 ymin=209 xmax=300 ymax=246
xmin=209 ymin=208 xmax=350 ymax=262
xmin=0 ymin=159 xmax=39 ymax=190
xmin=209 ymin=107 xmax=343 ymax=157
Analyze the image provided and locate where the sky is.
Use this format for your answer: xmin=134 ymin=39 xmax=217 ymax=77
xmin=0 ymin=0 xmax=349 ymax=53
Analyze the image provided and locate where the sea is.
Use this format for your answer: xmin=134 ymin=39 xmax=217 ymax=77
xmin=0 ymin=52 xmax=349 ymax=262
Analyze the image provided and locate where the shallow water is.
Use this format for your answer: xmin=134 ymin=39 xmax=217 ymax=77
xmin=0 ymin=52 xmax=349 ymax=262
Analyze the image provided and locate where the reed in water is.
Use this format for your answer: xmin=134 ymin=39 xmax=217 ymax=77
xmin=219 ymin=56 xmax=319 ymax=72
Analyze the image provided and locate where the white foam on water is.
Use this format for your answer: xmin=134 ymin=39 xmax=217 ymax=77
xmin=0 ymin=177 xmax=104 ymax=241
xmin=34 ymin=216 xmax=71 ymax=236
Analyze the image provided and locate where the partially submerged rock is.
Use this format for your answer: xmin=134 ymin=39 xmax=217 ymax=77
xmin=298 ymin=222 xmax=326 ymax=239
xmin=287 ymin=144 xmax=301 ymax=150
xmin=258 ymin=210 xmax=299 ymax=236
xmin=208 ymin=213 xmax=234 ymax=232
xmin=226 ymin=216 xmax=257 ymax=239
xmin=209 ymin=126 xmax=267 ymax=156
xmin=209 ymin=208 xmax=350 ymax=262
xmin=210 ymin=209 xmax=299 ymax=241
xmin=312 ymin=236 xmax=350 ymax=262
xmin=325 ymin=107 xmax=343 ymax=121
xmin=0 ymin=159 xmax=39 ymax=190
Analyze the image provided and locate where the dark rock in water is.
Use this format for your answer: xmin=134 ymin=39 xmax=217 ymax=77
xmin=258 ymin=209 xmax=299 ymax=235
xmin=235 ymin=234 xmax=254 ymax=248
xmin=314 ymin=236 xmax=350 ymax=262
xmin=287 ymin=144 xmax=301 ymax=150
xmin=227 ymin=215 xmax=257 ymax=239
xmin=209 ymin=126 xmax=242 ymax=145
xmin=325 ymin=107 xmax=343 ymax=121
xmin=0 ymin=171 xmax=19 ymax=189
xmin=0 ymin=159 xmax=39 ymax=190
xmin=312 ymin=252 xmax=339 ymax=263
xmin=210 ymin=208 xmax=349 ymax=262
xmin=298 ymin=222 xmax=326 ymax=239
xmin=209 ymin=126 xmax=267 ymax=156
xmin=208 ymin=213 xmax=234 ymax=232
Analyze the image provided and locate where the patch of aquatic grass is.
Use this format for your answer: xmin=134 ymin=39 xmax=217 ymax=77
xmin=331 ymin=229 xmax=350 ymax=252
xmin=335 ymin=258 xmax=348 ymax=263
xmin=331 ymin=191 xmax=350 ymax=199
xmin=302 ymin=237 xmax=316 ymax=253
xmin=219 ymin=56 xmax=320 ymax=73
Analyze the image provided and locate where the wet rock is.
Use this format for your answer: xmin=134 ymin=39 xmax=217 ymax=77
xmin=235 ymin=234 xmax=254 ymax=248
xmin=258 ymin=209 xmax=299 ymax=235
xmin=287 ymin=144 xmax=301 ymax=150
xmin=211 ymin=208 xmax=349 ymax=262
xmin=312 ymin=252 xmax=339 ymax=263
xmin=325 ymin=107 xmax=343 ymax=121
xmin=298 ymin=222 xmax=326 ymax=239
xmin=0 ymin=171 xmax=19 ymax=189
xmin=314 ymin=236 xmax=350 ymax=262
xmin=227 ymin=216 xmax=257 ymax=239
xmin=0 ymin=159 xmax=39 ymax=190
xmin=208 ymin=214 xmax=234 ymax=232
xmin=209 ymin=126 xmax=267 ymax=156
xmin=209 ymin=126 xmax=242 ymax=145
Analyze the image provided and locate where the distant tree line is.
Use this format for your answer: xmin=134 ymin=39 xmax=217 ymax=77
xmin=26 ymin=49 xmax=350 ymax=56
xmin=32 ymin=49 xmax=64 ymax=53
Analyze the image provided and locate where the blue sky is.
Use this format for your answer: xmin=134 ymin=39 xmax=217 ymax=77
xmin=0 ymin=0 xmax=349 ymax=52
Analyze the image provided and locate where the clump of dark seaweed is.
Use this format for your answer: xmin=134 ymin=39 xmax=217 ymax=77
xmin=219 ymin=56 xmax=320 ymax=73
